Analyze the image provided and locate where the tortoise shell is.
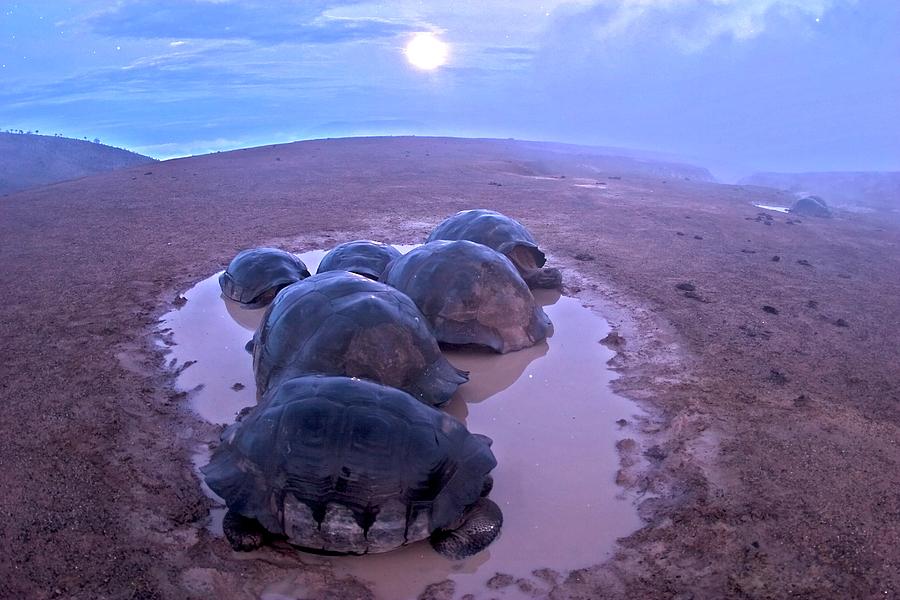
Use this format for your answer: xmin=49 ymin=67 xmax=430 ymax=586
xmin=253 ymin=270 xmax=467 ymax=406
xmin=202 ymin=375 xmax=496 ymax=554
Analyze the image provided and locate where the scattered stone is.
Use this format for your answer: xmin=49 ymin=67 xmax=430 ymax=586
xmin=173 ymin=294 xmax=188 ymax=307
xmin=675 ymin=282 xmax=696 ymax=291
xmin=488 ymin=181 xmax=502 ymax=186
xmin=418 ymin=580 xmax=456 ymax=600
xmin=236 ymin=406 xmax=253 ymax=420
xmin=768 ymin=369 xmax=789 ymax=385
xmin=144 ymin=171 xmax=153 ymax=175
xmin=600 ymin=331 xmax=625 ymax=348
xmin=838 ymin=274 xmax=851 ymax=279
xmin=834 ymin=318 xmax=850 ymax=328
xmin=797 ymin=259 xmax=812 ymax=267
xmin=608 ymin=175 xmax=621 ymax=180
xmin=694 ymin=235 xmax=703 ymax=240
xmin=793 ymin=394 xmax=811 ymax=407
xmin=616 ymin=418 xmax=628 ymax=427
xmin=574 ymin=252 xmax=595 ymax=261
xmin=231 ymin=382 xmax=245 ymax=391
xmin=644 ymin=445 xmax=667 ymax=462
xmin=275 ymin=157 xmax=281 ymax=161
xmin=532 ymin=568 xmax=561 ymax=585
xmin=683 ymin=290 xmax=710 ymax=302
xmin=771 ymin=255 xmax=781 ymax=262
xmin=762 ymin=305 xmax=779 ymax=315
xmin=676 ymin=231 xmax=685 ymax=236
xmin=486 ymin=573 xmax=515 ymax=589
xmin=741 ymin=249 xmax=757 ymax=254
xmin=807 ymin=300 xmax=819 ymax=309
xmin=791 ymin=195 xmax=832 ymax=218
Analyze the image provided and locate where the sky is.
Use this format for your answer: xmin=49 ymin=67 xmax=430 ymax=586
xmin=0 ymin=0 xmax=898 ymax=179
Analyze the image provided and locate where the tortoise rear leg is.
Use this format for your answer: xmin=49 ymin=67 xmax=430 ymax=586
xmin=429 ymin=498 xmax=503 ymax=560
xmin=223 ymin=510 xmax=266 ymax=551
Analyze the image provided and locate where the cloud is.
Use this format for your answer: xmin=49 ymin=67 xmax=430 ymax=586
xmin=555 ymin=0 xmax=854 ymax=52
xmin=87 ymin=0 xmax=417 ymax=44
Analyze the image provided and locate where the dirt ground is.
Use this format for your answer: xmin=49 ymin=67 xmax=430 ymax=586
xmin=0 ymin=137 xmax=897 ymax=599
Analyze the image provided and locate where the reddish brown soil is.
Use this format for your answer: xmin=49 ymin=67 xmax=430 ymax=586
xmin=0 ymin=137 xmax=897 ymax=599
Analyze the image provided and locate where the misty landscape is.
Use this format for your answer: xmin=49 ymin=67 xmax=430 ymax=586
xmin=1 ymin=2 xmax=898 ymax=600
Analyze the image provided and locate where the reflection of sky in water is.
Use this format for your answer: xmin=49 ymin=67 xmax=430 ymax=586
xmin=163 ymin=247 xmax=643 ymax=600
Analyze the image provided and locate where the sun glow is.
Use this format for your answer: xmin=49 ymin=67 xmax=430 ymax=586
xmin=404 ymin=32 xmax=449 ymax=71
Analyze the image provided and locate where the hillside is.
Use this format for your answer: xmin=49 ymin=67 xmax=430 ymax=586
xmin=740 ymin=171 xmax=900 ymax=213
xmin=0 ymin=132 xmax=154 ymax=195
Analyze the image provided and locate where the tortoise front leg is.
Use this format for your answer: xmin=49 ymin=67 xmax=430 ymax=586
xmin=429 ymin=498 xmax=503 ymax=560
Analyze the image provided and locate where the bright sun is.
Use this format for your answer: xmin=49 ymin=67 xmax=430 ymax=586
xmin=404 ymin=32 xmax=449 ymax=71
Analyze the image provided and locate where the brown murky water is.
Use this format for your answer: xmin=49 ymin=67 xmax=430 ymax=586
xmin=161 ymin=248 xmax=643 ymax=600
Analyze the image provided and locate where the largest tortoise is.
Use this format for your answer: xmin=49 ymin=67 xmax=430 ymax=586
xmin=427 ymin=209 xmax=562 ymax=289
xmin=252 ymin=270 xmax=468 ymax=406
xmin=202 ymin=375 xmax=502 ymax=558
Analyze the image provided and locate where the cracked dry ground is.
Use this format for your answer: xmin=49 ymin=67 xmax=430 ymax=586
xmin=0 ymin=137 xmax=897 ymax=599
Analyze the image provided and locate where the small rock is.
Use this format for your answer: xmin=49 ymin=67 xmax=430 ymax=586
xmin=694 ymin=235 xmax=703 ymax=240
xmin=834 ymin=318 xmax=849 ymax=328
xmin=574 ymin=252 xmax=595 ymax=261
xmin=600 ymin=331 xmax=625 ymax=348
xmin=675 ymin=282 xmax=696 ymax=292
xmin=762 ymin=305 xmax=779 ymax=315
xmin=676 ymin=231 xmax=685 ymax=236
xmin=231 ymin=382 xmax=245 ymax=391
xmin=173 ymin=295 xmax=188 ymax=307
xmin=486 ymin=573 xmax=515 ymax=589
xmin=741 ymin=249 xmax=757 ymax=254
xmin=516 ymin=579 xmax=537 ymax=594
xmin=768 ymin=369 xmax=788 ymax=385
xmin=418 ymin=580 xmax=455 ymax=600
xmin=807 ymin=300 xmax=819 ymax=309
xmin=644 ymin=445 xmax=667 ymax=462
xmin=771 ymin=255 xmax=781 ymax=262
xmin=797 ymin=259 xmax=812 ymax=267
xmin=616 ymin=418 xmax=628 ymax=427
xmin=684 ymin=291 xmax=710 ymax=302
xmin=532 ymin=568 xmax=561 ymax=585
xmin=793 ymin=394 xmax=811 ymax=407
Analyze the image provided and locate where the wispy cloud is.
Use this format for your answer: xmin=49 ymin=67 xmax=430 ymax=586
xmin=87 ymin=0 xmax=418 ymax=44
xmin=556 ymin=0 xmax=854 ymax=52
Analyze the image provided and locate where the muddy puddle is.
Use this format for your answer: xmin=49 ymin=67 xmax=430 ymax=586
xmin=754 ymin=203 xmax=791 ymax=213
xmin=160 ymin=247 xmax=643 ymax=600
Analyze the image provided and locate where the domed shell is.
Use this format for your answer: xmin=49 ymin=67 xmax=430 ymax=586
xmin=219 ymin=247 xmax=311 ymax=308
xmin=316 ymin=240 xmax=402 ymax=280
xmin=253 ymin=270 xmax=468 ymax=406
xmin=427 ymin=209 xmax=546 ymax=269
xmin=380 ymin=240 xmax=551 ymax=353
xmin=201 ymin=375 xmax=496 ymax=554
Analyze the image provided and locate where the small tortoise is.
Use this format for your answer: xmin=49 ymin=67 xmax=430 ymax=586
xmin=202 ymin=375 xmax=502 ymax=558
xmin=316 ymin=240 xmax=402 ymax=280
xmin=252 ymin=270 xmax=468 ymax=406
xmin=380 ymin=240 xmax=551 ymax=353
xmin=219 ymin=247 xmax=311 ymax=308
xmin=427 ymin=209 xmax=562 ymax=288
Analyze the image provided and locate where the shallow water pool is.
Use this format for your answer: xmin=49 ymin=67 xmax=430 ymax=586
xmin=161 ymin=247 xmax=643 ymax=600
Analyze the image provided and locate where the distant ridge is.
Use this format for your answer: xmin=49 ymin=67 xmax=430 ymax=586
xmin=0 ymin=133 xmax=154 ymax=195
xmin=739 ymin=171 xmax=900 ymax=213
